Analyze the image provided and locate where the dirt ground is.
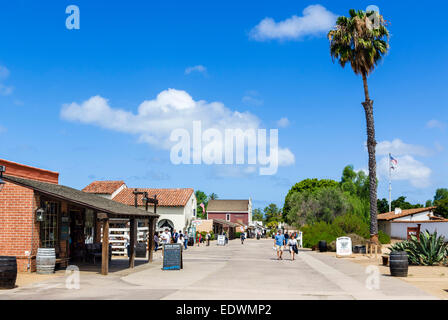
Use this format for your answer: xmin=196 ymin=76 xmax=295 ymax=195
xmin=322 ymin=242 xmax=448 ymax=300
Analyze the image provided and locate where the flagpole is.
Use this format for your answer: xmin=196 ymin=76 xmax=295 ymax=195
xmin=389 ymin=153 xmax=392 ymax=212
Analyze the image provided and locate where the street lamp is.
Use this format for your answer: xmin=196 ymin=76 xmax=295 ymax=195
xmin=0 ymin=166 xmax=6 ymax=193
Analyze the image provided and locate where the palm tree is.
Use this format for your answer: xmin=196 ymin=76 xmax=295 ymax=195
xmin=208 ymin=193 xmax=218 ymax=201
xmin=328 ymin=9 xmax=389 ymax=244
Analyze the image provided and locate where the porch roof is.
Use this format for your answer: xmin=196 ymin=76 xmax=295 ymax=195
xmin=212 ymin=218 xmax=239 ymax=228
xmin=4 ymin=175 xmax=159 ymax=219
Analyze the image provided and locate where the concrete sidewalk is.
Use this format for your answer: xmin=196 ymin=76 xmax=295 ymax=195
xmin=0 ymin=239 xmax=437 ymax=300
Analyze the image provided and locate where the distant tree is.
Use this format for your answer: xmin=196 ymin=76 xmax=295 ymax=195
xmin=434 ymin=188 xmax=448 ymax=202
xmin=252 ymin=208 xmax=263 ymax=221
xmin=434 ymin=188 xmax=448 ymax=218
xmin=283 ymin=178 xmax=339 ymax=220
xmin=208 ymin=193 xmax=219 ymax=201
xmin=287 ymin=187 xmax=351 ymax=226
xmin=391 ymin=196 xmax=423 ymax=211
xmin=195 ymin=190 xmax=208 ymax=219
xmin=264 ymin=204 xmax=282 ymax=223
xmin=340 ymin=165 xmax=369 ymax=199
xmin=425 ymin=200 xmax=433 ymax=208
xmin=377 ymin=198 xmax=389 ymax=213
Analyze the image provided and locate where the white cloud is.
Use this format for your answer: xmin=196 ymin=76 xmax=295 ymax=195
xmin=378 ymin=155 xmax=431 ymax=188
xmin=249 ymin=5 xmax=337 ymax=41
xmin=0 ymin=125 xmax=6 ymax=134
xmin=278 ymin=147 xmax=295 ymax=166
xmin=0 ymin=65 xmax=13 ymax=96
xmin=276 ymin=117 xmax=290 ymax=128
xmin=426 ymin=119 xmax=446 ymax=130
xmin=185 ymin=65 xmax=207 ymax=75
xmin=376 ymin=139 xmax=429 ymax=157
xmin=0 ymin=66 xmax=10 ymax=80
xmin=61 ymin=89 xmax=295 ymax=171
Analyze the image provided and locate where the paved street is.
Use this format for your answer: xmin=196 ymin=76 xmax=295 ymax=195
xmin=0 ymin=239 xmax=437 ymax=300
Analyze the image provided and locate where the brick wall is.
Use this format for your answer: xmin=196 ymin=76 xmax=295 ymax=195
xmin=0 ymin=180 xmax=40 ymax=272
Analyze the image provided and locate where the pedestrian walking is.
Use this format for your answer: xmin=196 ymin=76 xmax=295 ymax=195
xmin=288 ymin=234 xmax=299 ymax=261
xmin=161 ymin=228 xmax=171 ymax=245
xmin=206 ymin=232 xmax=211 ymax=246
xmin=172 ymin=229 xmax=179 ymax=244
xmin=184 ymin=231 xmax=189 ymax=250
xmin=240 ymin=232 xmax=245 ymax=244
xmin=274 ymin=230 xmax=285 ymax=260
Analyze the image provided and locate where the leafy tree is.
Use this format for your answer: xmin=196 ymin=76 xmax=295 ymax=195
xmin=340 ymin=165 xmax=369 ymax=199
xmin=328 ymin=9 xmax=389 ymax=243
xmin=391 ymin=196 xmax=423 ymax=211
xmin=434 ymin=188 xmax=448 ymax=217
xmin=286 ymin=187 xmax=351 ymax=226
xmin=377 ymin=198 xmax=389 ymax=214
xmin=195 ymin=190 xmax=208 ymax=219
xmin=252 ymin=208 xmax=263 ymax=221
xmin=434 ymin=188 xmax=448 ymax=202
xmin=283 ymin=178 xmax=339 ymax=220
xmin=263 ymin=203 xmax=282 ymax=223
xmin=425 ymin=200 xmax=433 ymax=208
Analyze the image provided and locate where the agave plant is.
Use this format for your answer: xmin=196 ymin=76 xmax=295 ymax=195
xmin=389 ymin=231 xmax=448 ymax=265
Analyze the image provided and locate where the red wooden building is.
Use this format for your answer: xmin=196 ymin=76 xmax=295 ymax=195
xmin=206 ymin=199 xmax=252 ymax=226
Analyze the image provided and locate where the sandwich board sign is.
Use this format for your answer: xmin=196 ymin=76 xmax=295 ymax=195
xmin=336 ymin=237 xmax=352 ymax=257
xmin=162 ymin=243 xmax=183 ymax=270
xmin=217 ymin=235 xmax=226 ymax=246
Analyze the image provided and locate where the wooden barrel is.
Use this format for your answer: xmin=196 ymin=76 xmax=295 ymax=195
xmin=0 ymin=256 xmax=17 ymax=289
xmin=135 ymin=243 xmax=146 ymax=258
xmin=318 ymin=240 xmax=327 ymax=252
xmin=389 ymin=251 xmax=408 ymax=277
xmin=36 ymin=248 xmax=56 ymax=274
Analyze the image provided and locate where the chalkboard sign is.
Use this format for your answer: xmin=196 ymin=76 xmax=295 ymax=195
xmin=163 ymin=243 xmax=183 ymax=270
xmin=217 ymin=235 xmax=225 ymax=246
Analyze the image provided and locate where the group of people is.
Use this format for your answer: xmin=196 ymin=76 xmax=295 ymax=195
xmin=154 ymin=228 xmax=190 ymax=251
xmin=274 ymin=230 xmax=300 ymax=261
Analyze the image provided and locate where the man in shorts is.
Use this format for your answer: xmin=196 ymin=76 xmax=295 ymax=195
xmin=274 ymin=229 xmax=285 ymax=260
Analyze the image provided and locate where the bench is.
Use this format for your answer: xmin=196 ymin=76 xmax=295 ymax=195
xmin=86 ymin=243 xmax=112 ymax=264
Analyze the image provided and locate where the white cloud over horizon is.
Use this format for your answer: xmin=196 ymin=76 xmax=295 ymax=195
xmin=249 ymin=5 xmax=337 ymax=41
xmin=0 ymin=65 xmax=13 ymax=96
xmin=276 ymin=117 xmax=290 ymax=128
xmin=378 ymin=155 xmax=432 ymax=188
xmin=61 ymin=89 xmax=295 ymax=172
xmin=426 ymin=119 xmax=446 ymax=130
xmin=376 ymin=139 xmax=430 ymax=157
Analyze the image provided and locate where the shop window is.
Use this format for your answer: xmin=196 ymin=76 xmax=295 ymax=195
xmin=193 ymin=208 xmax=196 ymax=217
xmin=226 ymin=213 xmax=230 ymax=221
xmin=40 ymin=200 xmax=60 ymax=248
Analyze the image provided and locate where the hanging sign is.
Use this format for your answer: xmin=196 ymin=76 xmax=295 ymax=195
xmin=336 ymin=237 xmax=352 ymax=257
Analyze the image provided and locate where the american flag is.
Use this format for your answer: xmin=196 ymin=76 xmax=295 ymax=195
xmin=390 ymin=154 xmax=398 ymax=170
xmin=200 ymin=203 xmax=206 ymax=212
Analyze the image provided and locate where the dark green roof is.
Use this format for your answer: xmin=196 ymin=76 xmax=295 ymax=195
xmin=4 ymin=175 xmax=158 ymax=218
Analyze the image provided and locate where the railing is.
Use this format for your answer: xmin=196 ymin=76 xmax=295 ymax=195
xmin=101 ymin=227 xmax=149 ymax=256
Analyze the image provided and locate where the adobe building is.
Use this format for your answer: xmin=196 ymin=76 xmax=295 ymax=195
xmin=0 ymin=159 xmax=158 ymax=274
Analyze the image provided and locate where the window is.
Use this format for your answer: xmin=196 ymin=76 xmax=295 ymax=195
xmin=226 ymin=213 xmax=230 ymax=221
xmin=193 ymin=209 xmax=196 ymax=217
xmin=40 ymin=200 xmax=60 ymax=248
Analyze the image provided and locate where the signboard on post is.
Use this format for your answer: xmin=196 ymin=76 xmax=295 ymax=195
xmin=162 ymin=243 xmax=183 ymax=270
xmin=336 ymin=237 xmax=352 ymax=257
xmin=217 ymin=235 xmax=226 ymax=246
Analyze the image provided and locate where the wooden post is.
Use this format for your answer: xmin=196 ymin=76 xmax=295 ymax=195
xmin=101 ymin=218 xmax=109 ymax=275
xmin=129 ymin=218 xmax=136 ymax=268
xmin=148 ymin=217 xmax=156 ymax=262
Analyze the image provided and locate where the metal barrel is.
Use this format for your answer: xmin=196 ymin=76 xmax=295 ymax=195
xmin=36 ymin=248 xmax=56 ymax=274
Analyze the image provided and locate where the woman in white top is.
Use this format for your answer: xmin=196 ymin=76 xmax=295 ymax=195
xmin=288 ymin=234 xmax=298 ymax=261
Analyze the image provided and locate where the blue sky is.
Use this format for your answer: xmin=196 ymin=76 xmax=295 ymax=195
xmin=0 ymin=1 xmax=447 ymax=210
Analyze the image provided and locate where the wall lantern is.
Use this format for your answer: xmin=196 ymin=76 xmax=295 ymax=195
xmin=36 ymin=208 xmax=45 ymax=222
xmin=0 ymin=165 xmax=6 ymax=193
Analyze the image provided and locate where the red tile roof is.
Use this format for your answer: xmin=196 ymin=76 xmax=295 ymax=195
xmin=113 ymin=188 xmax=194 ymax=207
xmin=377 ymin=207 xmax=436 ymax=221
xmin=82 ymin=181 xmax=125 ymax=195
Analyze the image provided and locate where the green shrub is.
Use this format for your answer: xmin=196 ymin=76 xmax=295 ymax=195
xmin=301 ymin=221 xmax=343 ymax=248
xmin=235 ymin=232 xmax=242 ymax=238
xmin=378 ymin=231 xmax=390 ymax=244
xmin=389 ymin=231 xmax=448 ymax=265
xmin=333 ymin=213 xmax=369 ymax=238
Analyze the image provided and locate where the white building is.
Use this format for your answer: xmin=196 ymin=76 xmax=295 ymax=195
xmin=83 ymin=181 xmax=196 ymax=232
xmin=378 ymin=207 xmax=448 ymax=239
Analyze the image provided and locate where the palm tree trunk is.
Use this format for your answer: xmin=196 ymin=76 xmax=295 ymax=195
xmin=361 ymin=72 xmax=379 ymax=244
